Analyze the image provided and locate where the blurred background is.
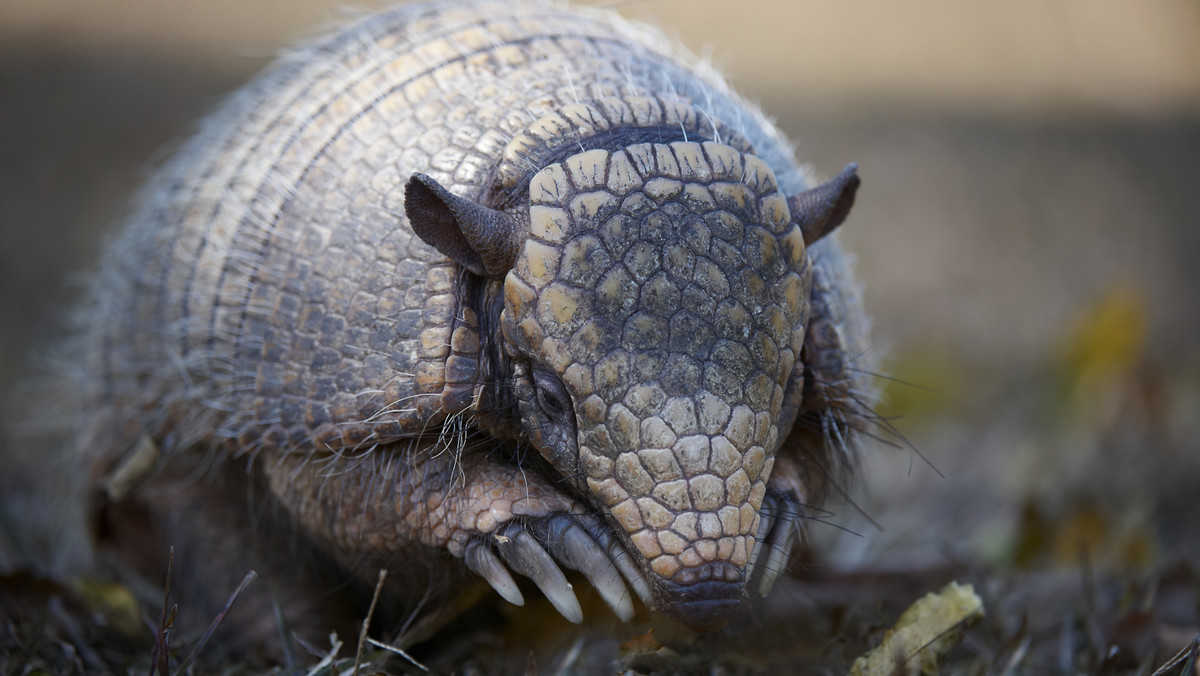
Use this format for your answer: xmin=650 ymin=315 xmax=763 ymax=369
xmin=1 ymin=0 xmax=1198 ymax=671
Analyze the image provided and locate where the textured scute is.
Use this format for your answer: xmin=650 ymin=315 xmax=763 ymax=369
xmin=504 ymin=142 xmax=813 ymax=585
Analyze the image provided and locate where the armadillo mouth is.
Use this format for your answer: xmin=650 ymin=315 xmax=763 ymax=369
xmin=655 ymin=567 xmax=744 ymax=632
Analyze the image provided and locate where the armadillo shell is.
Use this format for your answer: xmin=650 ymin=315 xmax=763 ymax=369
xmin=79 ymin=0 xmax=869 ymax=474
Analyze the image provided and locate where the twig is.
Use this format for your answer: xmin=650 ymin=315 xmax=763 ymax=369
xmin=303 ymin=633 xmax=343 ymax=676
xmin=270 ymin=580 xmax=296 ymax=669
xmin=1151 ymin=634 xmax=1199 ymax=676
xmin=353 ymin=569 xmax=387 ymax=676
xmin=999 ymin=635 xmax=1031 ymax=675
xmin=149 ymin=547 xmax=176 ymax=676
xmin=554 ymin=636 xmax=585 ymax=676
xmin=174 ymin=570 xmax=257 ymax=675
xmin=367 ymin=637 xmax=429 ymax=672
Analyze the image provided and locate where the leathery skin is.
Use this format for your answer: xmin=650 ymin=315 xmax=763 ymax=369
xmin=60 ymin=0 xmax=874 ymax=639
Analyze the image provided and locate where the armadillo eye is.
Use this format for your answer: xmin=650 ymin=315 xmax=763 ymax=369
xmin=532 ymin=370 xmax=572 ymax=423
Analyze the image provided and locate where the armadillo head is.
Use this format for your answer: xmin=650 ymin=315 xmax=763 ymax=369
xmin=405 ymin=140 xmax=858 ymax=632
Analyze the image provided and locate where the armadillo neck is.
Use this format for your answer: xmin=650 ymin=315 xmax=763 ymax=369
xmin=488 ymin=95 xmax=755 ymax=208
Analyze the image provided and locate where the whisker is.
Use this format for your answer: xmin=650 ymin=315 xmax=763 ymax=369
xmin=845 ymin=366 xmax=941 ymax=394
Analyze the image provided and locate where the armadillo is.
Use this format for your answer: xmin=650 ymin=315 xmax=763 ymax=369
xmin=59 ymin=0 xmax=873 ymax=638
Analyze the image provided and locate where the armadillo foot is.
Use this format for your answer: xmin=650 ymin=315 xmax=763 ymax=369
xmin=263 ymin=445 xmax=653 ymax=625
xmin=465 ymin=512 xmax=650 ymax=623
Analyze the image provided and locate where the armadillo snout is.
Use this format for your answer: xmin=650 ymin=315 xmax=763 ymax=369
xmin=578 ymin=420 xmax=770 ymax=616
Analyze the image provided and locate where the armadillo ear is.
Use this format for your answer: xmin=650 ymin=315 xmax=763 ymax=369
xmin=405 ymin=173 xmax=528 ymax=278
xmin=788 ymin=163 xmax=860 ymax=246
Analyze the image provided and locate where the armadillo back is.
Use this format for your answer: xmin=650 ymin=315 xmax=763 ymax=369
xmin=84 ymin=0 xmax=861 ymax=469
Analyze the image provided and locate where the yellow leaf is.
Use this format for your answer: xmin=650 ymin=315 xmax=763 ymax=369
xmin=72 ymin=578 xmax=143 ymax=637
xmin=849 ymin=582 xmax=985 ymax=676
xmin=1060 ymin=282 xmax=1147 ymax=391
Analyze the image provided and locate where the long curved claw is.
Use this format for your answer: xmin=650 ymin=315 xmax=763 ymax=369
xmin=541 ymin=516 xmax=635 ymax=622
xmin=600 ymin=534 xmax=654 ymax=609
xmin=746 ymin=493 xmax=777 ymax=578
xmin=465 ymin=541 xmax=524 ymax=607
xmin=757 ymin=512 xmax=798 ymax=597
xmin=745 ymin=492 xmax=803 ymax=596
xmin=496 ymin=527 xmax=583 ymax=623
xmin=567 ymin=514 xmax=653 ymax=609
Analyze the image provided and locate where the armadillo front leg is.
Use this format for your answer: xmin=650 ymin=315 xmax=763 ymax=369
xmin=261 ymin=442 xmax=648 ymax=623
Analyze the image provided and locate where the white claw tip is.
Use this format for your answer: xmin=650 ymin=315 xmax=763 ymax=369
xmin=552 ymin=592 xmax=584 ymax=624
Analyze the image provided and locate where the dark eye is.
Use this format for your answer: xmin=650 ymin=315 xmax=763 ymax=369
xmin=533 ymin=370 xmax=572 ymax=422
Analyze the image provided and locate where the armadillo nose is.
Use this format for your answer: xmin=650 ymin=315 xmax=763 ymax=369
xmin=657 ymin=578 xmax=743 ymax=633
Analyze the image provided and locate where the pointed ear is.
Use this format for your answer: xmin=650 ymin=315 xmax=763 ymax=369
xmin=404 ymin=173 xmax=528 ymax=278
xmin=788 ymin=163 xmax=860 ymax=246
